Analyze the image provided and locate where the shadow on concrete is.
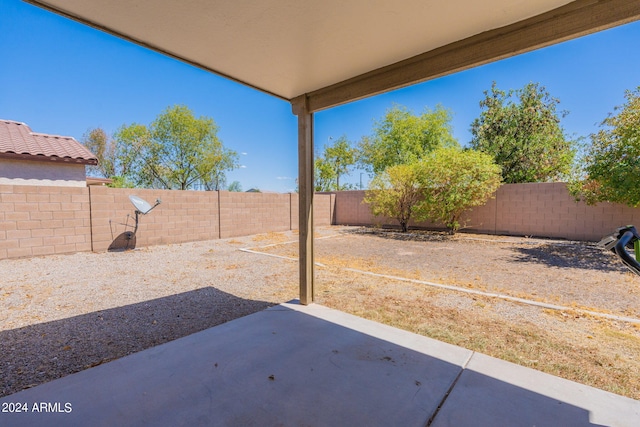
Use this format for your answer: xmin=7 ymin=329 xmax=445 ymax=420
xmin=0 ymin=287 xmax=273 ymax=398
xmin=0 ymin=302 xmax=619 ymax=426
xmin=509 ymin=243 xmax=626 ymax=273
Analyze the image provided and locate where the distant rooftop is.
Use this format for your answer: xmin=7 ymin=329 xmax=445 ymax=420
xmin=0 ymin=119 xmax=97 ymax=165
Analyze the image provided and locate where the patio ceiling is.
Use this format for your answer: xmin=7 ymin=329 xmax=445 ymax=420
xmin=26 ymin=0 xmax=640 ymax=112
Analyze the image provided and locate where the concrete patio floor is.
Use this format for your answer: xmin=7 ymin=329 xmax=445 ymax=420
xmin=1 ymin=301 xmax=638 ymax=426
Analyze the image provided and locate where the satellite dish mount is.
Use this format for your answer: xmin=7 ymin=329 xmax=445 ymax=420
xmin=108 ymin=195 xmax=161 ymax=252
xmin=128 ymin=195 xmax=161 ymax=238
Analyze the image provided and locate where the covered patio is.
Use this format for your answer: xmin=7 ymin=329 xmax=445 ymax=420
xmin=5 ymin=0 xmax=640 ymax=424
xmin=1 ymin=301 xmax=639 ymax=426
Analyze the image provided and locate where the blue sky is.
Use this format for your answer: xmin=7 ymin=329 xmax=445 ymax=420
xmin=1 ymin=0 xmax=639 ymax=192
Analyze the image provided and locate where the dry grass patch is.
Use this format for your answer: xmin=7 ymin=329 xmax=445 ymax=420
xmin=245 ymin=272 xmax=298 ymax=303
xmin=251 ymin=231 xmax=290 ymax=244
xmin=315 ymin=266 xmax=640 ymax=400
xmin=253 ymin=244 xmax=299 ymax=259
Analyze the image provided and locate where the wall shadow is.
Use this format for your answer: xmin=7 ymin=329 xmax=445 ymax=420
xmin=0 ymin=287 xmax=273 ymax=398
xmin=107 ymin=231 xmax=136 ymax=251
xmin=509 ymin=244 xmax=627 ymax=273
xmin=347 ymin=226 xmax=452 ymax=242
xmin=351 ymin=226 xmax=627 ymax=273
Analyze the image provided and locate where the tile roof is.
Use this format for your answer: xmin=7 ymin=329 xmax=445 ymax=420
xmin=0 ymin=119 xmax=98 ymax=165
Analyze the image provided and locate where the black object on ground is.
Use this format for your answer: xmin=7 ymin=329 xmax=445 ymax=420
xmin=599 ymin=225 xmax=640 ymax=276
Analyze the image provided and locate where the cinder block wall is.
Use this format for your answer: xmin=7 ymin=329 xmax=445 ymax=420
xmin=0 ymin=185 xmax=91 ymax=259
xmin=89 ymin=186 xmax=219 ymax=252
xmin=4 ymin=182 xmax=639 ymax=260
xmin=334 ymin=183 xmax=640 ymax=242
xmin=490 ymin=182 xmax=640 ymax=241
xmin=313 ymin=193 xmax=336 ymax=226
xmin=289 ymin=193 xmax=335 ymax=228
xmin=334 ymin=190 xmax=377 ymax=226
xmin=1 ymin=185 xmax=335 ymax=260
xmin=219 ymin=191 xmax=291 ymax=238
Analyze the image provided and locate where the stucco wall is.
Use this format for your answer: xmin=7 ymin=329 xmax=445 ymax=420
xmin=0 ymin=159 xmax=87 ymax=187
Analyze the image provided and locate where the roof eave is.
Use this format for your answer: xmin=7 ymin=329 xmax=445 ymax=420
xmin=0 ymin=152 xmax=98 ymax=165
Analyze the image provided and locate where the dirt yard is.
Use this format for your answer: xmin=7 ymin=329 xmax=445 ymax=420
xmin=2 ymin=226 xmax=639 ymax=400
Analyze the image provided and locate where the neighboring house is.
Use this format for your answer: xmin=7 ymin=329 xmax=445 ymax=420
xmin=245 ymin=188 xmax=279 ymax=193
xmin=0 ymin=119 xmax=97 ymax=187
xmin=86 ymin=177 xmax=114 ymax=186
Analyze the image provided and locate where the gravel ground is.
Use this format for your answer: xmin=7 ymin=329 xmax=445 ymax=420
xmin=318 ymin=228 xmax=640 ymax=317
xmin=0 ymin=230 xmax=312 ymax=397
xmin=1 ymin=225 xmax=639 ymax=398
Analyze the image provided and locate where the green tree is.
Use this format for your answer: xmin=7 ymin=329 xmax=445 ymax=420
xmin=82 ymin=128 xmax=115 ymax=178
xmin=227 ymin=181 xmax=243 ymax=192
xmin=198 ymin=148 xmax=239 ymax=191
xmin=470 ymin=82 xmax=575 ymax=183
xmin=359 ymin=104 xmax=458 ymax=174
xmin=111 ymin=123 xmax=149 ymax=188
xmin=364 ymin=163 xmax=425 ymax=232
xmin=418 ymin=147 xmax=502 ymax=234
xmin=365 ymin=148 xmax=501 ymax=233
xmin=569 ymin=87 xmax=640 ymax=207
xmin=82 ymin=127 xmax=138 ymax=187
xmin=315 ymin=135 xmax=357 ymax=191
xmin=114 ymin=105 xmax=238 ymax=190
xmin=315 ymin=158 xmax=335 ymax=192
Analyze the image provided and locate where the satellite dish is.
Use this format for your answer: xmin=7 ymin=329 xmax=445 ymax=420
xmin=129 ymin=195 xmax=153 ymax=214
xmin=129 ymin=195 xmax=161 ymax=215
xmin=127 ymin=194 xmax=161 ymax=241
xmin=108 ymin=195 xmax=161 ymax=252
